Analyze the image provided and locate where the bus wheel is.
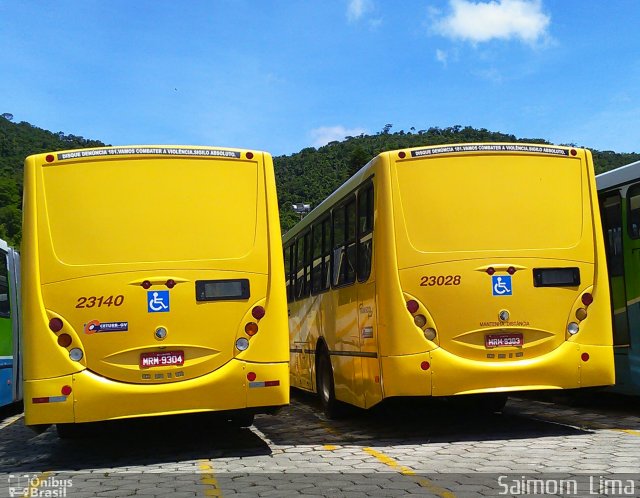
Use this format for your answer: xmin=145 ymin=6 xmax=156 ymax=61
xmin=317 ymin=352 xmax=342 ymax=419
xmin=229 ymin=413 xmax=255 ymax=428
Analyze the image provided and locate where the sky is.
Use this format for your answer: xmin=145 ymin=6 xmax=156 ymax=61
xmin=1 ymin=0 xmax=639 ymax=156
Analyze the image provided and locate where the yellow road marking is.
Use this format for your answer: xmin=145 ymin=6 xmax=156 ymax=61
xmin=323 ymin=444 xmax=338 ymax=450
xmin=198 ymin=460 xmax=223 ymax=497
xmin=363 ymin=447 xmax=456 ymax=498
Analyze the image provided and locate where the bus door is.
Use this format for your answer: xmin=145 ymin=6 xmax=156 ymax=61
xmin=621 ymin=186 xmax=640 ymax=387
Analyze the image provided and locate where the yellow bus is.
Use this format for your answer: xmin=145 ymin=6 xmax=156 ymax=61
xmin=284 ymin=143 xmax=614 ymax=417
xmin=22 ymin=146 xmax=288 ymax=436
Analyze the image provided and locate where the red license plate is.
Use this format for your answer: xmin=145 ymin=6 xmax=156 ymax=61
xmin=140 ymin=350 xmax=184 ymax=368
xmin=485 ymin=333 xmax=523 ymax=348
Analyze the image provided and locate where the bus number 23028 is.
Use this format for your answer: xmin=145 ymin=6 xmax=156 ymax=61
xmin=420 ymin=275 xmax=461 ymax=286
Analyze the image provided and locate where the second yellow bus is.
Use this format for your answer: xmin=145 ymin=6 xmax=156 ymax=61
xmin=284 ymin=143 xmax=614 ymax=417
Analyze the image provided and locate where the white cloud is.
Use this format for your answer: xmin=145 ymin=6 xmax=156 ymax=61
xmin=433 ymin=0 xmax=550 ymax=45
xmin=347 ymin=0 xmax=373 ymax=22
xmin=310 ymin=126 xmax=367 ymax=147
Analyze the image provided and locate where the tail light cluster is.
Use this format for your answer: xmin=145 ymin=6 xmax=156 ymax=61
xmin=406 ymin=299 xmax=437 ymax=341
xmin=236 ymin=305 xmax=266 ymax=352
xmin=568 ymin=292 xmax=593 ymax=336
xmin=49 ymin=318 xmax=84 ymax=362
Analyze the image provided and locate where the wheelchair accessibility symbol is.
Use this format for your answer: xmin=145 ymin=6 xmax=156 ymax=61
xmin=148 ymin=290 xmax=170 ymax=312
xmin=492 ymin=276 xmax=512 ymax=296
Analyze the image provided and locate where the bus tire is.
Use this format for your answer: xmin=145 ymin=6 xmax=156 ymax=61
xmin=478 ymin=394 xmax=508 ymax=413
xmin=317 ymin=352 xmax=342 ymax=419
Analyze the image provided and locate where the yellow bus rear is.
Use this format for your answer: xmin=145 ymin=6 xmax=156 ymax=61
xmin=285 ymin=143 xmax=614 ymax=416
xmin=22 ymin=146 xmax=288 ymax=433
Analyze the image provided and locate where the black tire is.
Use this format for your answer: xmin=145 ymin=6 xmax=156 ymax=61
xmin=228 ymin=413 xmax=255 ymax=428
xmin=317 ymin=351 xmax=343 ymax=419
xmin=477 ymin=394 xmax=508 ymax=413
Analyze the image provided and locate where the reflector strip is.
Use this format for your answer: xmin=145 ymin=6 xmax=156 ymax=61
xmin=32 ymin=396 xmax=67 ymax=404
xmin=248 ymin=380 xmax=280 ymax=388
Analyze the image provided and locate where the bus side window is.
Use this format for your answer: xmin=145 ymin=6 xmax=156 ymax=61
xmin=344 ymin=197 xmax=357 ymax=285
xmin=628 ymin=184 xmax=640 ymax=239
xmin=311 ymin=221 xmax=323 ymax=294
xmin=332 ymin=205 xmax=346 ymax=287
xmin=303 ymin=231 xmax=311 ymax=297
xmin=295 ymin=236 xmax=305 ymax=300
xmin=357 ymin=182 xmax=373 ymax=282
xmin=321 ymin=217 xmax=331 ymax=291
xmin=0 ymin=253 xmax=8 ymax=318
xmin=284 ymin=244 xmax=294 ymax=303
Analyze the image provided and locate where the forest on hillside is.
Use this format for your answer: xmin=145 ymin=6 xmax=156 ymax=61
xmin=1 ymin=114 xmax=639 ymax=244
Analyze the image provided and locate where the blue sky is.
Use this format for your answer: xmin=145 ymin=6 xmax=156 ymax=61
xmin=1 ymin=0 xmax=639 ymax=156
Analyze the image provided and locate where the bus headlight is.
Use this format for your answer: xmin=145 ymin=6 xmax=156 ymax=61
xmin=567 ymin=322 xmax=579 ymax=335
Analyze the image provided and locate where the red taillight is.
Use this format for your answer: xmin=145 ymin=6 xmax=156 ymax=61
xmin=61 ymin=385 xmax=72 ymax=396
xmin=247 ymin=372 xmax=257 ymax=382
xmin=46 ymin=154 xmax=55 ymax=163
xmin=142 ymin=280 xmax=152 ymax=289
xmin=246 ymin=151 xmax=254 ymax=159
xmin=570 ymin=149 xmax=577 ymax=156
xmin=166 ymin=279 xmax=176 ymax=289
xmin=245 ymin=322 xmax=259 ymax=336
xmin=49 ymin=318 xmax=63 ymax=332
xmin=32 ymin=397 xmax=49 ymax=404
xmin=57 ymin=334 xmax=72 ymax=347
xmin=421 ymin=361 xmax=430 ymax=371
xmin=252 ymin=306 xmax=266 ymax=320
xmin=398 ymin=151 xmax=406 ymax=159
xmin=264 ymin=380 xmax=280 ymax=387
xmin=486 ymin=267 xmax=495 ymax=275
xmin=582 ymin=293 xmax=593 ymax=306
xmin=581 ymin=352 xmax=590 ymax=362
xmin=507 ymin=266 xmax=516 ymax=275
xmin=406 ymin=300 xmax=419 ymax=314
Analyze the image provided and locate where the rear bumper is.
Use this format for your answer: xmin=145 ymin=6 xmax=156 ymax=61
xmin=24 ymin=359 xmax=289 ymax=426
xmin=381 ymin=342 xmax=614 ymax=398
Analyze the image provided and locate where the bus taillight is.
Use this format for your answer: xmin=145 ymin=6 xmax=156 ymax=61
xmin=49 ymin=318 xmax=63 ymax=332
xmin=252 ymin=306 xmax=266 ymax=320
xmin=166 ymin=279 xmax=176 ymax=289
xmin=57 ymin=334 xmax=72 ymax=348
xmin=486 ymin=267 xmax=496 ymax=275
xmin=61 ymin=385 xmax=72 ymax=396
xmin=69 ymin=348 xmax=84 ymax=361
xmin=581 ymin=293 xmax=593 ymax=306
xmin=406 ymin=300 xmax=419 ymax=313
xmin=245 ymin=322 xmax=258 ymax=336
xmin=142 ymin=280 xmax=152 ymax=289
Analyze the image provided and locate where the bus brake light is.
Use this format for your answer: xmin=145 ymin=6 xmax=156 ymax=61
xmin=406 ymin=300 xmax=419 ymax=314
xmin=252 ymin=306 xmax=266 ymax=320
xmin=49 ymin=318 xmax=63 ymax=332
xmin=581 ymin=293 xmax=593 ymax=306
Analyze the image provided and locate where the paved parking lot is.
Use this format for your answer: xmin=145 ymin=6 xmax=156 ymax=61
xmin=0 ymin=392 xmax=639 ymax=497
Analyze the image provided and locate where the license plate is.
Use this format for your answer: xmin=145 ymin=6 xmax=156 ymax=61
xmin=485 ymin=333 xmax=523 ymax=348
xmin=140 ymin=350 xmax=184 ymax=368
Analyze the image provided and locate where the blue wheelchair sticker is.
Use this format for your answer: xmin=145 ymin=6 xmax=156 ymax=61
xmin=148 ymin=290 xmax=170 ymax=312
xmin=492 ymin=276 xmax=512 ymax=296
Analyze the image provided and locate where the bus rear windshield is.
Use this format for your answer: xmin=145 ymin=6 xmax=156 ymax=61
xmin=395 ymin=154 xmax=584 ymax=252
xmin=42 ymin=158 xmax=259 ymax=265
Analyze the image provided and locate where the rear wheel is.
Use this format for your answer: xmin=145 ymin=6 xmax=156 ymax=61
xmin=317 ymin=351 xmax=343 ymax=419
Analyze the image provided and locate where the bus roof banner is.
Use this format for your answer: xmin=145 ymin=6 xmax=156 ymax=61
xmin=410 ymin=144 xmax=570 ymax=158
xmin=56 ymin=147 xmax=242 ymax=161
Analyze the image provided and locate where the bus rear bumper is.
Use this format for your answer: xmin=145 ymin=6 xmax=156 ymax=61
xmin=381 ymin=342 xmax=614 ymax=398
xmin=24 ymin=359 xmax=289 ymax=426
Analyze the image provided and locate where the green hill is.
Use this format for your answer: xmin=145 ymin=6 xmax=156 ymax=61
xmin=1 ymin=115 xmax=639 ymax=243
